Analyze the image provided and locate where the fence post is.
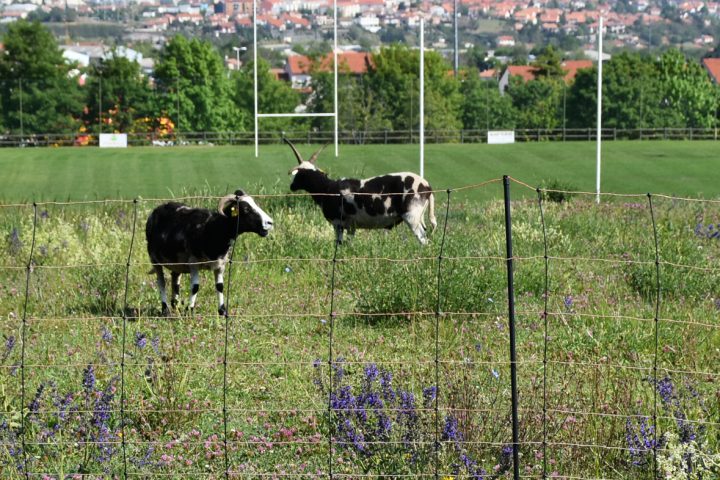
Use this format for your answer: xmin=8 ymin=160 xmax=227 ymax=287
xmin=434 ymin=189 xmax=451 ymax=477
xmin=327 ymin=196 xmax=341 ymax=479
xmin=19 ymin=203 xmax=38 ymax=480
xmin=502 ymin=176 xmax=521 ymax=480
xmin=536 ymin=188 xmax=550 ymax=479
xmin=119 ymin=199 xmax=139 ymax=480
xmin=647 ymin=193 xmax=662 ymax=475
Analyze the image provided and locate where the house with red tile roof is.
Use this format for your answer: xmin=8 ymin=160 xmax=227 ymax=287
xmin=498 ymin=59 xmax=594 ymax=93
xmin=285 ymin=52 xmax=374 ymax=89
xmin=479 ymin=68 xmax=498 ymax=80
xmin=514 ymin=7 xmax=540 ymax=24
xmin=236 ymin=16 xmax=252 ymax=28
xmin=490 ymin=2 xmax=516 ymax=19
xmin=562 ymin=60 xmax=593 ymax=81
xmin=565 ymin=11 xmax=587 ymax=25
xmin=282 ymin=14 xmax=311 ymax=29
xmin=540 ymin=8 xmax=562 ymax=23
xmin=702 ymin=58 xmax=720 ymax=84
xmin=497 ymin=35 xmax=515 ymax=47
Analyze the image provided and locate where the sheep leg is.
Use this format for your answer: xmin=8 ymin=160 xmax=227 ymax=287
xmin=214 ymin=268 xmax=226 ymax=316
xmin=153 ymin=265 xmax=169 ymax=315
xmin=170 ymin=272 xmax=181 ymax=309
xmin=334 ymin=224 xmax=344 ymax=245
xmin=188 ymin=267 xmax=200 ymax=312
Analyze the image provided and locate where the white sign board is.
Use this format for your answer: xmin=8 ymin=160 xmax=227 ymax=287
xmin=99 ymin=133 xmax=128 ymax=148
xmin=487 ymin=130 xmax=515 ymax=144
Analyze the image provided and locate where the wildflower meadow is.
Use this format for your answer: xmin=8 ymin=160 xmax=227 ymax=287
xmin=0 ymin=178 xmax=718 ymax=479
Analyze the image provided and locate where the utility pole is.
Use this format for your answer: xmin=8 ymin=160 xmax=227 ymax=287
xmin=99 ymin=77 xmax=102 ymax=134
xmin=453 ymin=0 xmax=459 ymax=77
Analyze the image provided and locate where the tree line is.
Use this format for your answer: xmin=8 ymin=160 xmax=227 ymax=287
xmin=1 ymin=21 xmax=719 ymax=139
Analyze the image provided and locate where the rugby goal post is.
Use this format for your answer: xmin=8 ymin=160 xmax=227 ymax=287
xmin=253 ymin=0 xmax=339 ymax=157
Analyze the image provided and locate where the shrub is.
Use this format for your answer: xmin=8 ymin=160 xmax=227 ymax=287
xmin=539 ymin=179 xmax=577 ymax=203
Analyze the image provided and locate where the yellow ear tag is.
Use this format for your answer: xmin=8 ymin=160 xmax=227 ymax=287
xmin=231 ymin=206 xmax=238 ymax=217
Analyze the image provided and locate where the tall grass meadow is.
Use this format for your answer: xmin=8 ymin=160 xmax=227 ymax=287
xmin=0 ymin=180 xmax=718 ymax=478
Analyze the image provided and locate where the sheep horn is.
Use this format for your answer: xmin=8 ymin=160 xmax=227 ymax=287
xmin=308 ymin=143 xmax=330 ymax=164
xmin=218 ymin=193 xmax=238 ymax=216
xmin=282 ymin=137 xmax=304 ymax=165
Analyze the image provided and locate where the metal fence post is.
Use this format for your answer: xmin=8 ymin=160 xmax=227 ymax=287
xmin=502 ymin=176 xmax=521 ymax=480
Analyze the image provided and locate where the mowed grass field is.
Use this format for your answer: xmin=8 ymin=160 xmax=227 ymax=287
xmin=0 ymin=140 xmax=718 ymax=478
xmin=0 ymin=140 xmax=718 ymax=202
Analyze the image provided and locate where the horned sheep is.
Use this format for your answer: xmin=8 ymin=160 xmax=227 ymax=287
xmin=284 ymin=137 xmax=436 ymax=245
xmin=145 ymin=190 xmax=273 ymax=315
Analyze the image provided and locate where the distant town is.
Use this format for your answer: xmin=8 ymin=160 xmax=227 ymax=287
xmin=2 ymin=0 xmax=720 ymax=90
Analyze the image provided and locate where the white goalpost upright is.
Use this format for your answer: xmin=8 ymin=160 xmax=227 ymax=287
xmin=596 ymin=16 xmax=603 ymax=204
xmin=253 ymin=0 xmax=339 ymax=157
xmin=419 ymin=17 xmax=425 ymax=179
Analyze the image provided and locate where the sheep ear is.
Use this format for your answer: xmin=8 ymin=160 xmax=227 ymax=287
xmin=234 ymin=189 xmax=246 ymax=197
xmin=308 ymin=143 xmax=329 ymax=164
xmin=282 ymin=137 xmax=304 ymax=165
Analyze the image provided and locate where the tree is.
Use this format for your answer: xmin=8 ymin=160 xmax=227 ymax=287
xmin=153 ymin=35 xmax=241 ymax=132
xmin=656 ymin=49 xmax=718 ymax=128
xmin=464 ymin=46 xmax=493 ymax=71
xmin=366 ymin=45 xmax=462 ymax=132
xmin=83 ymin=54 xmax=154 ymax=134
xmin=0 ymin=21 xmax=84 ymax=134
xmin=566 ymin=52 xmax=664 ymax=129
xmin=308 ymin=69 xmax=391 ymax=142
xmin=505 ymin=75 xmax=564 ymax=129
xmin=233 ymin=58 xmax=300 ymax=132
xmin=459 ymin=71 xmax=516 ymax=130
xmin=532 ymin=45 xmax=564 ymax=79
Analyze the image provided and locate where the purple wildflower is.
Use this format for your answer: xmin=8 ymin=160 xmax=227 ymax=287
xmin=82 ymin=364 xmax=96 ymax=394
xmin=442 ymin=415 xmax=462 ymax=443
xmin=626 ymin=416 xmax=657 ymax=466
xmin=7 ymin=228 xmax=22 ymax=253
xmin=101 ymin=326 xmax=113 ymax=343
xmin=28 ymin=383 xmax=44 ymax=414
xmin=134 ymin=332 xmax=147 ymax=350
xmin=656 ymin=376 xmax=674 ymax=404
xmin=364 ymin=363 xmax=379 ymax=383
xmin=332 ymin=357 xmax=345 ymax=385
xmin=422 ymin=385 xmax=437 ymax=407
xmin=379 ymin=369 xmax=395 ymax=402
xmin=674 ymin=409 xmax=697 ymax=444
xmin=376 ymin=412 xmax=392 ymax=438
xmin=2 ymin=336 xmax=16 ymax=363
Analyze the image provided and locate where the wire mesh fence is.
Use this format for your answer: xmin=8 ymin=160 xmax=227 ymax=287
xmin=0 ymin=178 xmax=718 ymax=479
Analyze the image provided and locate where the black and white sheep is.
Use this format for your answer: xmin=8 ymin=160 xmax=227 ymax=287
xmin=284 ymin=137 xmax=436 ymax=244
xmin=145 ymin=190 xmax=273 ymax=315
